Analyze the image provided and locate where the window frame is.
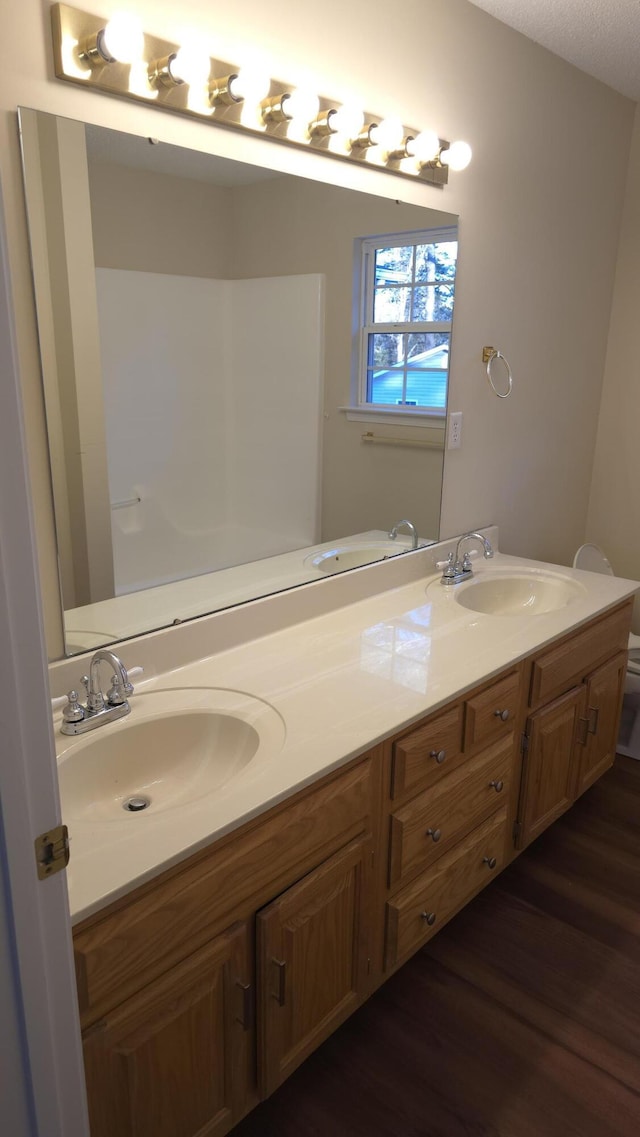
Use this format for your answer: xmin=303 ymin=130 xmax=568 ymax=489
xmin=345 ymin=225 xmax=458 ymax=426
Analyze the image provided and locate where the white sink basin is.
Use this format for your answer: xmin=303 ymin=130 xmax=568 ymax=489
xmin=453 ymin=569 xmax=587 ymax=616
xmin=306 ymin=542 xmax=409 ymax=575
xmin=57 ymin=687 xmax=286 ymax=823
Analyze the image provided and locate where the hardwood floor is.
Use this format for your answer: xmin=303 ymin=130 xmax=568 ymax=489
xmin=235 ymin=757 xmax=640 ymax=1137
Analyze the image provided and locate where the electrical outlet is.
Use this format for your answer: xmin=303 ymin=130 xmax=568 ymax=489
xmin=447 ymin=411 xmax=462 ymax=449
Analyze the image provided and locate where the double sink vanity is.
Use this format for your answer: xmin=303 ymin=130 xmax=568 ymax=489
xmin=49 ymin=530 xmax=637 ymax=1137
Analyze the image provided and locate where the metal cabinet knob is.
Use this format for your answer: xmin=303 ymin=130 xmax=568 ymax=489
xmin=430 ymin=749 xmax=446 ymax=764
xmin=426 ymin=827 xmax=442 ymax=842
xmin=421 ymin=911 xmax=437 ymax=926
xmin=483 ymin=856 xmax=497 ymax=869
xmin=489 ymin=779 xmax=504 ymax=793
xmin=494 ymin=708 xmax=510 ymax=721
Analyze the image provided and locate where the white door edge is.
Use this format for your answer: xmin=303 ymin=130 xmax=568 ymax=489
xmin=0 ymin=179 xmax=89 ymax=1135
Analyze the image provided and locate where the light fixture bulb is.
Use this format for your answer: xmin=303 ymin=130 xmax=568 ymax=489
xmin=440 ymin=140 xmax=472 ymax=171
xmin=169 ymin=44 xmax=211 ymax=87
xmin=409 ymin=130 xmax=440 ymax=164
xmin=99 ymin=13 xmax=144 ymax=64
xmin=330 ymin=104 xmax=365 ymax=140
xmin=229 ymin=66 xmax=272 ymax=104
xmin=374 ymin=117 xmax=404 ymax=153
xmin=285 ymin=88 xmax=320 ymax=125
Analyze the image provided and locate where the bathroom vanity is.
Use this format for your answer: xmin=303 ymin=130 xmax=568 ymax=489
xmin=50 ymin=544 xmax=636 ymax=1137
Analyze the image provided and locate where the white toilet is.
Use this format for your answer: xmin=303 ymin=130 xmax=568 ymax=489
xmin=573 ymin=543 xmax=640 ymax=759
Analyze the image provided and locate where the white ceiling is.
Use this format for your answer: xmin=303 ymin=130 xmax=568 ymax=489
xmin=467 ymin=0 xmax=640 ymax=102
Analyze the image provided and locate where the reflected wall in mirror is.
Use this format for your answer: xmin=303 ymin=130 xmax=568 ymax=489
xmin=19 ymin=107 xmax=458 ymax=657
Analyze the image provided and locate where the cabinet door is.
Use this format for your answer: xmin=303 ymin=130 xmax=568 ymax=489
xmin=257 ymin=835 xmax=372 ymax=1098
xmin=517 ymin=686 xmax=584 ymax=849
xmin=82 ymin=922 xmax=252 ymax=1137
xmin=575 ymin=651 xmax=626 ymax=797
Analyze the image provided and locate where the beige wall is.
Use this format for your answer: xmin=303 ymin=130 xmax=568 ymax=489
xmin=90 ymin=162 xmax=233 ymax=276
xmin=0 ymin=0 xmax=634 ymax=657
xmin=587 ymin=102 xmax=640 ymax=607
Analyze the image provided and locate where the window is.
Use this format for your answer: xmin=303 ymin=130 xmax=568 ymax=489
xmin=351 ymin=227 xmax=458 ymax=421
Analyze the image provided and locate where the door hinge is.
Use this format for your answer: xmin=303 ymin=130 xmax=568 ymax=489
xmin=512 ymin=820 xmax=522 ymax=843
xmin=34 ymin=824 xmax=69 ymax=880
xmin=521 ymin=732 xmax=529 ymax=755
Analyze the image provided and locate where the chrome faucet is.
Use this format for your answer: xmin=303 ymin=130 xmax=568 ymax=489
xmin=441 ymin=531 xmax=494 ymax=585
xmin=60 ymin=649 xmax=134 ymax=735
xmin=388 ymin=519 xmax=419 ymax=550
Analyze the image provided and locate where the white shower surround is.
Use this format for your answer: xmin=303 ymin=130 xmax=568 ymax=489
xmin=95 ymin=268 xmax=325 ymax=595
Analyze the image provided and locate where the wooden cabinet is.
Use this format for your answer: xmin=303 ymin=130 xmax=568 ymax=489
xmin=72 ymin=601 xmax=633 ymax=1135
xmin=517 ymin=606 xmax=630 ymax=849
xmin=391 ymin=703 xmax=464 ymax=799
xmin=575 ymin=651 xmax=627 ymax=796
xmin=388 ymin=736 xmax=513 ymax=888
xmin=383 ymin=666 xmax=526 ymax=972
xmin=385 ymin=807 xmax=508 ymax=968
xmin=74 ymin=754 xmax=379 ymax=1137
xmin=518 ymin=686 xmax=585 ymax=847
xmin=82 ymin=923 xmax=251 ymax=1137
xmin=256 ymin=836 xmax=372 ymax=1096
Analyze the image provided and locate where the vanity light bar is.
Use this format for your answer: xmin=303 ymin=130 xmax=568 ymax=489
xmin=50 ymin=5 xmax=472 ymax=187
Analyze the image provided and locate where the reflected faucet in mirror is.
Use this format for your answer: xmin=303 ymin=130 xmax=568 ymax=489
xmin=60 ymin=649 xmax=134 ymax=735
xmin=388 ymin=519 xmax=419 ymax=550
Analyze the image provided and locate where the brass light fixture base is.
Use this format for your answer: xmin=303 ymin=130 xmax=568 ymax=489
xmin=51 ymin=4 xmax=450 ymax=188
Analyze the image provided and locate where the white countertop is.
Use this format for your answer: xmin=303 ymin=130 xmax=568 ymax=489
xmin=55 ymin=549 xmax=638 ymax=924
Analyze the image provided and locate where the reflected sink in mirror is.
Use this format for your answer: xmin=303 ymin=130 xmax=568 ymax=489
xmin=454 ymin=569 xmax=587 ymax=616
xmin=57 ymin=688 xmax=286 ymax=823
xmin=306 ymin=541 xmax=414 ymax=575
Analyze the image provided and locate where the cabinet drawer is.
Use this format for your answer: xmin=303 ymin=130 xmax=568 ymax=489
xmin=74 ymin=755 xmax=376 ymax=1026
xmin=385 ymin=807 xmax=508 ymax=969
xmin=392 ymin=704 xmax=464 ymax=800
xmin=464 ymin=670 xmax=520 ymax=751
xmin=529 ymin=602 xmax=632 ymax=708
xmin=388 ymin=736 xmax=513 ymax=888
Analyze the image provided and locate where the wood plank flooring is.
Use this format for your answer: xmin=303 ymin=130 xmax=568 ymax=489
xmin=234 ymin=757 xmax=640 ymax=1137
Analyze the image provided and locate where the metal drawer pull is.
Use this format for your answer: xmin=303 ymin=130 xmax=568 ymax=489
xmin=588 ymin=706 xmax=599 ymax=735
xmin=489 ymin=779 xmax=504 ymax=793
xmin=421 ymin=911 xmax=437 ymax=926
xmin=494 ymin=708 xmax=510 ymax=721
xmin=272 ymin=959 xmax=287 ymax=1006
xmin=483 ymin=856 xmax=497 ymax=870
xmin=426 ymin=827 xmax=442 ymax=842
xmin=235 ymin=981 xmax=253 ymax=1031
xmin=430 ymin=749 xmax=446 ymax=764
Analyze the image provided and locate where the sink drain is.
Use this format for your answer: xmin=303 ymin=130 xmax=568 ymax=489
xmin=123 ymin=795 xmax=151 ymax=812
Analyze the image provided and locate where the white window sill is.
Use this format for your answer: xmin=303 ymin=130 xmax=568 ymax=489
xmin=340 ymin=405 xmax=446 ymax=430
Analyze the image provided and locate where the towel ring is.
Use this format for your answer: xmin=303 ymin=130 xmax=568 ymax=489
xmin=482 ymin=346 xmax=513 ymax=398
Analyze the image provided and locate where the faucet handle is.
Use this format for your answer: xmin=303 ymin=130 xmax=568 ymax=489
xmin=62 ymin=691 xmax=85 ymax=724
xmin=441 ymin=552 xmax=456 ymax=581
xmin=106 ymin=675 xmax=134 ymax=706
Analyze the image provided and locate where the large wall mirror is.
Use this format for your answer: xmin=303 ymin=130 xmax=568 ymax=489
xmin=18 ymin=106 xmax=458 ymax=657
